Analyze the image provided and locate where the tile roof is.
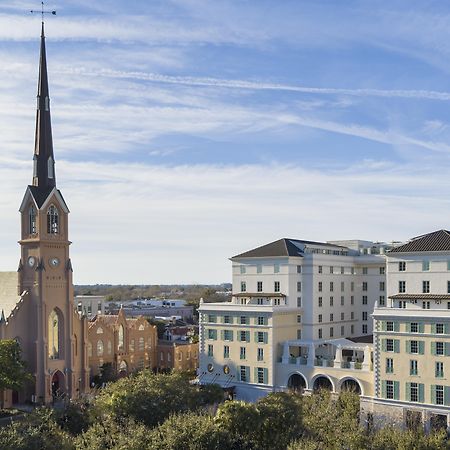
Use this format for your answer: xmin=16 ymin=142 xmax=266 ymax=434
xmin=389 ymin=294 xmax=450 ymax=300
xmin=232 ymin=238 xmax=344 ymax=259
xmin=389 ymin=230 xmax=450 ymax=253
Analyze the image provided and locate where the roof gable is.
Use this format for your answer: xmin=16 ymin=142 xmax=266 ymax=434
xmin=389 ymin=230 xmax=450 ymax=253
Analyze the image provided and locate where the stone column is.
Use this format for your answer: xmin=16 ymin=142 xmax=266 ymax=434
xmin=334 ymin=345 xmax=342 ymax=367
xmin=362 ymin=346 xmax=371 ymax=370
xmin=307 ymin=343 xmax=315 ymax=367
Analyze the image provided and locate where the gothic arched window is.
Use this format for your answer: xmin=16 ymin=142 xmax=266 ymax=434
xmin=107 ymin=340 xmax=112 ymax=355
xmin=29 ymin=205 xmax=37 ymax=235
xmin=138 ymin=337 xmax=144 ymax=351
xmin=47 ymin=205 xmax=59 ymax=234
xmin=48 ymin=309 xmax=61 ymax=359
xmin=118 ymin=325 xmax=124 ymax=351
xmin=97 ymin=340 xmax=104 ymax=356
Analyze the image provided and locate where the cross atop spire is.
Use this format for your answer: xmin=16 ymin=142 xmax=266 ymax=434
xmin=30 ymin=1 xmax=56 ymax=25
xmin=31 ymin=20 xmax=56 ymax=191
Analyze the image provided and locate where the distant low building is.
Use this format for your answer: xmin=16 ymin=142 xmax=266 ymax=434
xmin=76 ymin=295 xmax=106 ymax=319
xmin=111 ymin=304 xmax=194 ymax=322
xmin=157 ymin=340 xmax=199 ymax=372
xmin=88 ymin=309 xmax=157 ymax=379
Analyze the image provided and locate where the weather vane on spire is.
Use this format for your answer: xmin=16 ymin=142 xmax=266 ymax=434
xmin=30 ymin=1 xmax=56 ymax=23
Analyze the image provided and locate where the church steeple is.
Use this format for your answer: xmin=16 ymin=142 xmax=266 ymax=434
xmin=32 ymin=22 xmax=56 ymax=190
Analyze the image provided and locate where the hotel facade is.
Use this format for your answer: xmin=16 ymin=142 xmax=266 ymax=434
xmin=198 ymin=231 xmax=450 ymax=430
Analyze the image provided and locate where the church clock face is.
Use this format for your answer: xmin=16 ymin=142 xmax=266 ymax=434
xmin=49 ymin=257 xmax=60 ymax=268
xmin=27 ymin=256 xmax=36 ymax=267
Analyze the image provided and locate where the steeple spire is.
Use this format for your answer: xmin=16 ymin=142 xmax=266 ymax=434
xmin=32 ymin=21 xmax=56 ymax=190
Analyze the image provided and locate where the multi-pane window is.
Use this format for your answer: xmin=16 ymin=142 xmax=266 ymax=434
xmin=362 ymin=312 xmax=368 ymax=321
xmin=257 ymin=298 xmax=264 ymax=305
xmin=350 ymin=282 xmax=354 ymax=292
xmin=422 ymin=261 xmax=430 ymax=271
xmin=399 ymin=281 xmax=406 ymax=293
xmin=362 ymin=267 xmax=368 ymax=275
xmin=379 ymin=282 xmax=385 ymax=291
xmin=256 ymin=332 xmax=267 ymax=343
xmin=410 ymin=340 xmax=418 ymax=354
xmin=330 ymin=296 xmax=334 ymax=307
xmin=223 ymin=315 xmax=231 ymax=324
xmin=362 ymin=282 xmax=368 ymax=291
xmin=410 ymin=360 xmax=418 ymax=376
xmin=240 ymin=281 xmax=246 ymax=292
xmin=208 ymin=329 xmax=217 ymax=340
xmin=318 ymin=297 xmax=323 ymax=307
xmin=436 ymin=324 xmax=444 ymax=334
xmin=386 ymin=321 xmax=394 ymax=332
xmin=223 ymin=330 xmax=233 ymax=341
xmin=257 ymin=281 xmax=263 ymax=292
xmin=340 ymin=326 xmax=344 ymax=336
xmin=318 ymin=265 xmax=323 ymax=274
xmin=257 ymin=348 xmax=264 ymax=361
xmin=318 ymin=314 xmax=322 ymax=323
xmin=386 ymin=339 xmax=394 ymax=352
xmin=257 ymin=367 xmax=265 ymax=384
xmin=341 ymin=282 xmax=345 ymax=292
xmin=410 ymin=382 xmax=419 ymax=402
xmin=208 ymin=344 xmax=213 ymax=357
xmin=341 ymin=296 xmax=344 ymax=306
xmin=318 ymin=328 xmax=322 ymax=339
xmin=422 ymin=281 xmax=430 ymax=293
xmin=379 ymin=295 xmax=385 ymax=306
xmin=350 ymin=324 xmax=354 ymax=334
xmin=448 ymin=281 xmax=450 ymax=294
xmin=399 ymin=301 xmax=407 ymax=309
xmin=240 ymin=347 xmax=246 ymax=360
xmin=330 ymin=266 xmax=334 ymax=274
xmin=330 ymin=313 xmax=334 ymax=322
xmin=330 ymin=282 xmax=334 ymax=292
xmin=386 ymin=358 xmax=394 ymax=373
xmin=341 ymin=312 xmax=344 ymax=321
xmin=274 ymin=281 xmax=280 ymax=292
xmin=380 ymin=267 xmax=385 ymax=275
xmin=330 ymin=327 xmax=334 ymax=337
xmin=240 ymin=316 xmax=248 ymax=325
xmin=297 ymin=282 xmax=302 ymax=292
xmin=436 ymin=362 xmax=444 ymax=378
xmin=436 ymin=342 xmax=444 ymax=356
xmin=297 ymin=265 xmax=302 ymax=273
xmin=297 ymin=297 xmax=302 ymax=307
xmin=435 ymin=385 xmax=444 ymax=405
xmin=362 ymin=324 xmax=368 ymax=334
xmin=239 ymin=365 xmax=248 ymax=382
xmin=223 ymin=345 xmax=230 ymax=358
xmin=422 ymin=301 xmax=430 ymax=309
xmin=208 ymin=315 xmax=217 ymax=323
xmin=297 ymin=329 xmax=302 ymax=339
xmin=318 ymin=282 xmax=323 ymax=292
xmin=410 ymin=323 xmax=418 ymax=333
xmin=297 ymin=315 xmax=302 ymax=323
xmin=239 ymin=331 xmax=249 ymax=342
xmin=257 ymin=316 xmax=267 ymax=325
xmin=386 ymin=380 xmax=394 ymax=399
xmin=399 ymin=261 xmax=406 ymax=271
xmin=362 ymin=295 xmax=368 ymax=305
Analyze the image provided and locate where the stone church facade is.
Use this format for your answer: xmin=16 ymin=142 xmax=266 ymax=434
xmin=0 ymin=24 xmax=90 ymax=405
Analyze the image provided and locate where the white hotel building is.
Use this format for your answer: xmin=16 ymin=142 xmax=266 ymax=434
xmin=198 ymin=237 xmax=388 ymax=401
xmin=198 ymin=230 xmax=450 ymax=430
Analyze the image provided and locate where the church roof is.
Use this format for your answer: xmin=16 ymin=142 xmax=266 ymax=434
xmin=389 ymin=230 xmax=450 ymax=253
xmin=232 ymin=238 xmax=345 ymax=259
xmin=30 ymin=23 xmax=56 ymax=204
xmin=0 ymin=272 xmax=22 ymax=321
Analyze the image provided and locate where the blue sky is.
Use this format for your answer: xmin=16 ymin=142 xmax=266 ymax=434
xmin=0 ymin=0 xmax=449 ymax=284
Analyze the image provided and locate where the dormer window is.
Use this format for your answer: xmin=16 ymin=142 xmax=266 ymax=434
xmin=47 ymin=205 xmax=59 ymax=234
xmin=48 ymin=156 xmax=54 ymax=179
xmin=29 ymin=205 xmax=37 ymax=234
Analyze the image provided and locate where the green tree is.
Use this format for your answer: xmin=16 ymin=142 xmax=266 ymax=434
xmin=0 ymin=408 xmax=73 ymax=450
xmin=371 ymin=426 xmax=447 ymax=450
xmin=56 ymin=399 xmax=91 ymax=436
xmin=92 ymin=371 xmax=220 ymax=428
xmin=0 ymin=340 xmax=32 ymax=408
xmin=75 ymin=414 xmax=150 ymax=450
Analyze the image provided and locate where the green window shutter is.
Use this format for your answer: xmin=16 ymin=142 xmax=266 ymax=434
xmin=431 ymin=385 xmax=436 ymax=405
xmin=419 ymin=341 xmax=425 ymax=355
xmin=445 ymin=343 xmax=450 ymax=357
xmin=263 ymin=368 xmax=268 ymax=384
xmin=381 ymin=339 xmax=387 ymax=351
xmin=381 ymin=380 xmax=386 ymax=398
xmin=246 ymin=366 xmax=250 ymax=382
xmin=230 ymin=331 xmax=233 ymax=342
xmin=431 ymin=342 xmax=436 ymax=356
xmin=237 ymin=333 xmax=241 ymax=342
xmin=431 ymin=324 xmax=436 ymax=334
xmin=394 ymin=381 xmax=400 ymax=400
xmin=254 ymin=367 xmax=258 ymax=383
xmin=246 ymin=331 xmax=250 ymax=342
xmin=214 ymin=330 xmax=217 ymax=340
xmin=381 ymin=321 xmax=386 ymax=331
xmin=254 ymin=332 xmax=258 ymax=343
xmin=405 ymin=323 xmax=410 ymax=333
xmin=406 ymin=341 xmax=411 ymax=354
xmin=221 ymin=330 xmax=224 ymax=340
xmin=418 ymin=384 xmax=424 ymax=403
xmin=445 ymin=386 xmax=450 ymax=406
xmin=264 ymin=332 xmax=268 ymax=344
xmin=406 ymin=382 xmax=411 ymax=402
xmin=418 ymin=323 xmax=424 ymax=333
xmin=394 ymin=340 xmax=400 ymax=353
xmin=445 ymin=323 xmax=450 ymax=334
xmin=394 ymin=321 xmax=400 ymax=332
